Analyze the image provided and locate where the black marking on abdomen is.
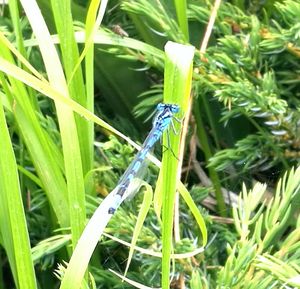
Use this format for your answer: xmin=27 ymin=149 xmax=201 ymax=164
xmin=108 ymin=207 xmax=116 ymax=214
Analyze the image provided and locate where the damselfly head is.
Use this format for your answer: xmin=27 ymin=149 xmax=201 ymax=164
xmin=156 ymin=103 xmax=180 ymax=114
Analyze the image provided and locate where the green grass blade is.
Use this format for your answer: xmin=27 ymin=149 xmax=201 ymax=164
xmin=25 ymin=30 xmax=165 ymax=68
xmin=178 ymin=182 xmax=207 ymax=245
xmin=83 ymin=0 xmax=100 ymax=187
xmin=194 ymin=102 xmax=227 ymax=216
xmin=68 ymin=0 xmax=108 ymax=84
xmin=50 ymin=0 xmax=93 ymax=176
xmin=160 ymin=41 xmax=195 ymax=289
xmin=174 ymin=0 xmax=189 ymax=40
xmin=0 ymin=94 xmax=37 ymax=289
xmin=124 ymin=183 xmax=153 ymax=276
xmin=8 ymin=0 xmax=27 ymax=60
xmin=0 ymin=56 xmax=141 ymax=151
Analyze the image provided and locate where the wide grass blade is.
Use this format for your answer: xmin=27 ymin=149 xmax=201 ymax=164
xmin=20 ymin=0 xmax=86 ymax=246
xmin=58 ymin=188 xmax=120 ymax=289
xmin=159 ymin=41 xmax=196 ymax=289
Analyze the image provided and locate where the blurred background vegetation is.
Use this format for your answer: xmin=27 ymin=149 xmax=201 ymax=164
xmin=0 ymin=0 xmax=300 ymax=288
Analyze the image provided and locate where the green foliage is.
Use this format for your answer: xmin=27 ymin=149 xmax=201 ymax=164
xmin=122 ymin=0 xmax=186 ymax=43
xmin=217 ymin=167 xmax=300 ymax=288
xmin=194 ymin=0 xmax=300 ymax=174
